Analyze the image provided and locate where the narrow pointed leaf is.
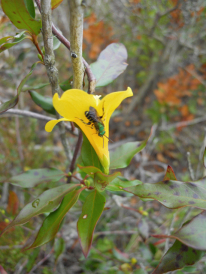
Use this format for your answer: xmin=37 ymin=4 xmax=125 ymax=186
xmin=77 ymin=190 xmax=106 ymax=257
xmin=163 ymin=165 xmax=177 ymax=181
xmin=126 ymin=177 xmax=206 ymax=210
xmin=22 ymin=82 xmax=50 ymax=92
xmin=60 ymin=76 xmax=73 ymax=91
xmin=110 ymin=140 xmax=148 ymax=169
xmin=29 ymin=91 xmax=56 ymax=115
xmin=9 ymin=168 xmax=65 ymax=188
xmin=106 ymin=177 xmax=142 ymax=192
xmin=90 ymin=43 xmax=128 ymax=87
xmin=54 ymin=238 xmax=65 ymax=263
xmin=0 ymin=36 xmax=13 ymax=46
xmin=0 ymin=62 xmax=39 ymax=114
xmin=1 ymin=0 xmax=41 ymax=35
xmin=152 ymin=240 xmax=204 ymax=274
xmin=0 ymin=32 xmax=27 ymax=53
xmin=0 ymin=184 xmax=79 ymax=236
xmin=26 ymin=187 xmax=84 ymax=249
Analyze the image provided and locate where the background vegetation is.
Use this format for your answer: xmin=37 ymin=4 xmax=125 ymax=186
xmin=1 ymin=0 xmax=206 ymax=273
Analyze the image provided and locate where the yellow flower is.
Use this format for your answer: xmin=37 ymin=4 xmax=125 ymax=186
xmin=45 ymin=87 xmax=133 ymax=173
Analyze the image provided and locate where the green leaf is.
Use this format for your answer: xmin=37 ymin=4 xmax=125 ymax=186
xmin=9 ymin=168 xmax=65 ymax=188
xmin=77 ymin=164 xmax=102 ymax=177
xmin=1 ymin=0 xmax=41 ymax=35
xmin=163 ymin=165 xmax=177 ymax=181
xmin=0 ymin=62 xmax=39 ymax=114
xmin=152 ymin=240 xmax=204 ymax=274
xmin=26 ymin=187 xmax=83 ymax=249
xmin=0 ymin=31 xmax=28 ymax=53
xmin=90 ymin=43 xmax=128 ymax=87
xmin=29 ymin=91 xmax=56 ymax=115
xmin=22 ymin=82 xmax=50 ymax=92
xmin=26 ymin=248 xmax=40 ymax=272
xmin=94 ymin=171 xmax=121 ymax=192
xmin=60 ymin=76 xmax=73 ymax=91
xmin=153 ymin=211 xmax=206 ymax=250
xmin=54 ymin=238 xmax=65 ymax=263
xmin=174 ymin=211 xmax=206 ymax=250
xmin=110 ymin=139 xmax=148 ymax=169
xmin=106 ymin=177 xmax=142 ymax=192
xmin=24 ymin=0 xmax=35 ymax=19
xmin=126 ymin=177 xmax=206 ymax=210
xmin=78 ymin=164 xmax=121 ymax=191
xmin=77 ymin=190 xmax=105 ymax=258
xmin=0 ymin=184 xmax=79 ymax=236
xmin=81 ymin=133 xmax=104 ymax=173
xmin=112 ymin=247 xmax=129 ymax=262
xmin=0 ymin=36 xmax=13 ymax=46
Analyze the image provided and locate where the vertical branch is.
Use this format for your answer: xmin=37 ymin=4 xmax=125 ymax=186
xmin=68 ymin=0 xmax=84 ymax=90
xmin=67 ymin=0 xmax=84 ymax=182
xmin=41 ymin=0 xmax=72 ymax=162
xmin=35 ymin=0 xmax=95 ymax=92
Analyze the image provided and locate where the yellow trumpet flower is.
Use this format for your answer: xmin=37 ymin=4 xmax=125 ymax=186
xmin=45 ymin=87 xmax=133 ymax=173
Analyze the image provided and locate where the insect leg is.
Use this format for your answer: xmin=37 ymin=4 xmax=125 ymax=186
xmin=75 ymin=117 xmax=91 ymax=126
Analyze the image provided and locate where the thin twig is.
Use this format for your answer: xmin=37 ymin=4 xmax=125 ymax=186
xmin=40 ymin=0 xmax=72 ymax=162
xmin=160 ymin=0 xmax=181 ymax=17
xmin=95 ymin=230 xmax=137 ymax=236
xmin=31 ymin=34 xmax=44 ymax=61
xmin=67 ymin=131 xmax=83 ymax=183
xmin=1 ymin=109 xmax=77 ymax=134
xmin=15 ymin=258 xmax=28 ymax=274
xmin=160 ymin=115 xmax=206 ymax=131
xmin=28 ymin=248 xmax=54 ymax=274
xmin=0 ymin=245 xmax=23 ymax=250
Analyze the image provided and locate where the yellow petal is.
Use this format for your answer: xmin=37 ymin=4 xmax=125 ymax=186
xmin=74 ymin=118 xmax=109 ymax=171
xmin=97 ymin=87 xmax=133 ymax=130
xmin=53 ymin=89 xmax=101 ymax=120
xmin=45 ymin=118 xmax=70 ymax=132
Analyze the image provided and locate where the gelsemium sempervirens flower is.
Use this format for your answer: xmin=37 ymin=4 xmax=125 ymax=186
xmin=45 ymin=87 xmax=133 ymax=173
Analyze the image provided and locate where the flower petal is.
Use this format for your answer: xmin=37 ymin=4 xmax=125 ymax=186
xmin=45 ymin=118 xmax=70 ymax=132
xmin=53 ymin=89 xmax=101 ymax=120
xmin=74 ymin=118 xmax=109 ymax=171
xmin=98 ymin=87 xmax=133 ymax=119
xmin=96 ymin=87 xmax=133 ymax=138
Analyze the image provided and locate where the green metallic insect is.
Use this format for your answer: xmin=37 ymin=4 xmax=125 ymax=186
xmin=77 ymin=106 xmax=112 ymax=147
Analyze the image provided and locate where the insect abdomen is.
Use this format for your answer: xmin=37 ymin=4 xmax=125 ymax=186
xmin=85 ymin=111 xmax=97 ymax=123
